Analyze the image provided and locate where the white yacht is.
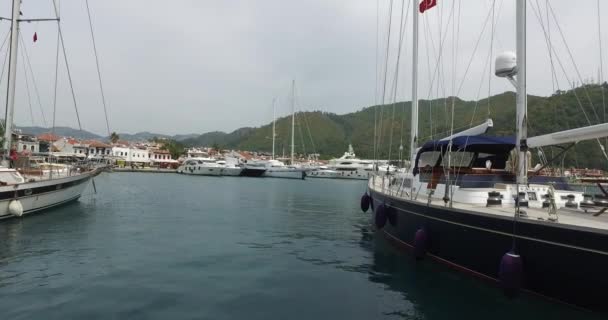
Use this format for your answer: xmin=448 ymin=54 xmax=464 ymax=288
xmin=309 ymin=145 xmax=383 ymax=180
xmin=177 ymin=158 xmax=222 ymax=176
xmin=216 ymin=159 xmax=243 ymax=176
xmin=307 ymin=166 xmax=339 ymax=179
xmin=263 ymin=159 xmax=305 ymax=180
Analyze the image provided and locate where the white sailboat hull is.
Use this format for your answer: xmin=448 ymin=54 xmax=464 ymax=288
xmin=0 ymin=171 xmax=95 ymax=220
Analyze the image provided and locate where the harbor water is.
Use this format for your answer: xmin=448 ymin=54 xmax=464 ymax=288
xmin=0 ymin=173 xmax=601 ymax=319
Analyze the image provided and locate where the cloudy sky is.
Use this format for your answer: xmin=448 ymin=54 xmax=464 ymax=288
xmin=0 ymin=0 xmax=605 ymax=136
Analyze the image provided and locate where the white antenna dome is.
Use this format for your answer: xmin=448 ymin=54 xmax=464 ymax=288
xmin=495 ymin=51 xmax=517 ymax=78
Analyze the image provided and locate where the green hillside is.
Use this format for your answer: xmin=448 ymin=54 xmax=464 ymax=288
xmin=183 ymin=84 xmax=608 ymax=169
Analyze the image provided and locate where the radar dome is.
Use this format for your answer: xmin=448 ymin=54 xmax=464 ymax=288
xmin=495 ymin=51 xmax=517 ymax=77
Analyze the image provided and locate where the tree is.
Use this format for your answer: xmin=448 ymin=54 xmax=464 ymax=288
xmin=110 ymin=132 xmax=120 ymax=144
xmin=161 ymin=139 xmax=185 ymax=159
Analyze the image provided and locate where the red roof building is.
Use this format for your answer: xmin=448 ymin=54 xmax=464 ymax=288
xmin=37 ymin=133 xmax=60 ymax=142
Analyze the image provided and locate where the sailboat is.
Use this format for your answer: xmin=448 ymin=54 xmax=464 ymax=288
xmin=0 ymin=0 xmax=98 ymax=220
xmin=364 ymin=0 xmax=608 ymax=313
xmin=256 ymin=81 xmax=306 ymax=180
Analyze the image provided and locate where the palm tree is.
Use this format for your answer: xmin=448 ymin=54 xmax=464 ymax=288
xmin=110 ymin=132 xmax=119 ymax=144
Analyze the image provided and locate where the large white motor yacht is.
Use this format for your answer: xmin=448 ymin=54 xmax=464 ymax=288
xmin=309 ymin=145 xmax=387 ymax=180
xmin=177 ymin=158 xmax=223 ymax=176
xmin=263 ymin=159 xmax=305 ymax=179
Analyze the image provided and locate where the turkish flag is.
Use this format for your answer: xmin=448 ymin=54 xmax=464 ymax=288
xmin=419 ymin=0 xmax=437 ymax=13
xmin=33 ymin=32 xmax=37 ymax=42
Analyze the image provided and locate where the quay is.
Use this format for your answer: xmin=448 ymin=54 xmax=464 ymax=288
xmin=113 ymin=167 xmax=177 ymax=173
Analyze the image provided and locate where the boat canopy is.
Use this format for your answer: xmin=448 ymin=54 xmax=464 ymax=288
xmin=413 ymin=135 xmax=515 ymax=175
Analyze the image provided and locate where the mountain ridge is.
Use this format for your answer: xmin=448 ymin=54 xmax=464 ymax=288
xmin=14 ymin=84 xmax=608 ymax=169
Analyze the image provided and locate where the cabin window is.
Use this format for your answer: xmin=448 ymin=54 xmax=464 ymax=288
xmin=418 ymin=151 xmax=442 ymax=168
xmin=450 ymin=151 xmax=475 ymax=168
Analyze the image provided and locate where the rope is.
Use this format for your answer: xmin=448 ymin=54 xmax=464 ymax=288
xmin=291 ymin=82 xmax=306 ymax=157
xmin=19 ymin=46 xmax=35 ymax=126
xmin=296 ymin=100 xmax=317 ymax=156
xmin=52 ymin=0 xmax=83 ymax=132
xmin=376 ymin=0 xmax=394 ymax=161
xmin=422 ymin=15 xmax=435 ymax=138
xmin=597 ymin=0 xmax=607 ymax=151
xmin=543 ymin=0 xmax=558 ymax=92
xmin=373 ymin=0 xmax=380 ymax=163
xmin=530 ymin=2 xmax=608 ymax=160
xmin=293 ymin=85 xmax=317 ymax=156
xmin=0 ymin=30 xmax=10 ymax=131
xmin=297 ymin=111 xmax=306 ymax=156
xmin=487 ymin=0 xmax=495 ymax=117
xmin=546 ymin=2 xmax=601 ymax=123
xmin=51 ymin=1 xmax=61 ymax=167
xmin=85 ymin=0 xmax=111 ymax=137
xmin=454 ymin=4 xmax=494 ymax=97
xmin=18 ymin=34 xmax=48 ymax=127
xmin=387 ymin=0 xmax=410 ymax=162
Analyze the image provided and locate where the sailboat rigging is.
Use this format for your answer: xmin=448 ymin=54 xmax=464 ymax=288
xmin=0 ymin=0 xmax=101 ymax=220
xmin=364 ymin=0 xmax=608 ymax=313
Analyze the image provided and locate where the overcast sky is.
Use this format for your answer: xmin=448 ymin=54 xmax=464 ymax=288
xmin=0 ymin=0 xmax=605 ymax=136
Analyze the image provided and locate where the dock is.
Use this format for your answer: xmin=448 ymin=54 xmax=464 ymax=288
xmin=112 ymin=167 xmax=177 ymax=173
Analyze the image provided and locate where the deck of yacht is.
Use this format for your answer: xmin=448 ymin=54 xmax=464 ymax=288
xmin=370 ymin=175 xmax=608 ymax=232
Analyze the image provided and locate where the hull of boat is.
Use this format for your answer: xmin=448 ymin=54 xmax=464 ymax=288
xmin=307 ymin=170 xmax=339 ymax=179
xmin=315 ymin=170 xmax=369 ymax=180
xmin=263 ymin=169 xmax=305 ymax=180
xmin=240 ymin=168 xmax=266 ymax=177
xmin=179 ymin=167 xmax=222 ymax=176
xmin=369 ymin=188 xmax=608 ymax=313
xmin=221 ymin=167 xmax=243 ymax=176
xmin=0 ymin=171 xmax=94 ymax=220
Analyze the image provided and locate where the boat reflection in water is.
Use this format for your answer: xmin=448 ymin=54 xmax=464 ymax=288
xmin=354 ymin=226 xmax=601 ymax=319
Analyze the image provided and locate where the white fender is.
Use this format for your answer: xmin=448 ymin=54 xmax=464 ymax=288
xmin=9 ymin=199 xmax=23 ymax=217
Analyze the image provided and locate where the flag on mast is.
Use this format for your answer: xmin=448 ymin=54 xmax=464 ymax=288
xmin=419 ymin=0 xmax=437 ymax=13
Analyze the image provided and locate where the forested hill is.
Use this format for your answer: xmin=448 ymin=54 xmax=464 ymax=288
xmin=182 ymin=83 xmax=608 ymax=169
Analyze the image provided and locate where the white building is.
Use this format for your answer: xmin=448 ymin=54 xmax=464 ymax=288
xmin=112 ymin=146 xmax=150 ymax=164
xmin=14 ymin=133 xmax=39 ymax=154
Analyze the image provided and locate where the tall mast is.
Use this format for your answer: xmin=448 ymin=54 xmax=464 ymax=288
xmin=410 ymin=1 xmax=419 ymax=163
xmin=272 ymin=98 xmax=276 ymax=160
xmin=290 ymin=80 xmax=295 ymax=164
xmin=3 ymin=0 xmax=22 ymax=160
xmin=515 ymin=0 xmax=527 ymax=184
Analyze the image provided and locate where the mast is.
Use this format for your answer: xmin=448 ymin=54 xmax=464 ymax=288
xmin=272 ymin=98 xmax=276 ymax=160
xmin=290 ymin=79 xmax=295 ymax=164
xmin=515 ymin=0 xmax=527 ymax=184
xmin=3 ymin=0 xmax=22 ymax=161
xmin=410 ymin=0 xmax=419 ymax=164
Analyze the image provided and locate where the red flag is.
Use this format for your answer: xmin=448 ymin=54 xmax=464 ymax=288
xmin=419 ymin=0 xmax=437 ymax=13
xmin=33 ymin=32 xmax=37 ymax=43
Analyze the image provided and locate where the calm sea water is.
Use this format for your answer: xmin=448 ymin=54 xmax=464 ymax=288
xmin=0 ymin=173 xmax=601 ymax=319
